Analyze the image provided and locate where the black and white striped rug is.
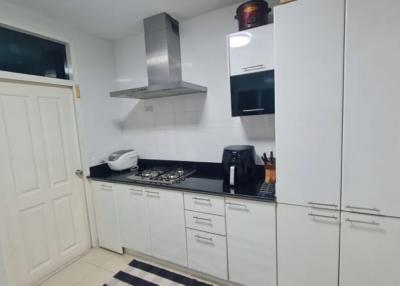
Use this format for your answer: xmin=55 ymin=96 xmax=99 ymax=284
xmin=104 ymin=259 xmax=214 ymax=286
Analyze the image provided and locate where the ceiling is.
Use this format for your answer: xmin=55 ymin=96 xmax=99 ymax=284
xmin=6 ymin=0 xmax=278 ymax=40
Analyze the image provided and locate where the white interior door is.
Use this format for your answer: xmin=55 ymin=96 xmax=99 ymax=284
xmin=0 ymin=80 xmax=89 ymax=286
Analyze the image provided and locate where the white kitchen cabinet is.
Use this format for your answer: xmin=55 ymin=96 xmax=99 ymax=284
xmin=92 ymin=182 xmax=123 ymax=254
xmin=115 ymin=184 xmax=151 ymax=255
xmin=225 ymin=199 xmax=276 ymax=286
xmin=342 ymin=0 xmax=400 ymax=218
xmin=274 ymin=0 xmax=345 ymax=208
xmin=186 ymin=229 xmax=228 ymax=280
xmin=146 ymin=188 xmax=187 ymax=266
xmin=228 ymin=24 xmax=274 ymax=76
xmin=340 ymin=212 xmax=400 ymax=286
xmin=277 ymin=204 xmax=339 ymax=286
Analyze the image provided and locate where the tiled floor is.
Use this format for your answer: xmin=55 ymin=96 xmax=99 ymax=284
xmin=40 ymin=248 xmax=218 ymax=286
xmin=40 ymin=248 xmax=135 ymax=286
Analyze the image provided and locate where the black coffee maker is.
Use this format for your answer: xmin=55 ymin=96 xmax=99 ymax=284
xmin=222 ymin=145 xmax=257 ymax=186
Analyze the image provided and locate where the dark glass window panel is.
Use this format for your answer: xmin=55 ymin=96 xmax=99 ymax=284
xmin=230 ymin=70 xmax=275 ymax=117
xmin=0 ymin=26 xmax=70 ymax=80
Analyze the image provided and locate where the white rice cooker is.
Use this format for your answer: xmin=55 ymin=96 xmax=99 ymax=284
xmin=107 ymin=150 xmax=138 ymax=171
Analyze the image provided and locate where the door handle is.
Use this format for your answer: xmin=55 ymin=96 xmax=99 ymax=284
xmin=195 ymin=235 xmax=213 ymax=242
xmin=242 ymin=108 xmax=265 ymax=113
xmin=193 ymin=216 xmax=212 ymax=222
xmin=345 ymin=218 xmax=380 ymax=226
xmin=345 ymin=205 xmax=380 ymax=212
xmin=308 ymin=213 xmax=338 ymax=220
xmin=145 ymin=190 xmax=160 ymax=197
xmin=75 ymin=169 xmax=84 ymax=178
xmin=242 ymin=64 xmax=265 ymax=71
xmin=308 ymin=202 xmax=338 ymax=208
xmin=192 ymin=197 xmax=211 ymax=202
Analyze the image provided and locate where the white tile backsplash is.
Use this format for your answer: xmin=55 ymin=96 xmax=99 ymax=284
xmin=116 ymin=4 xmax=275 ymax=163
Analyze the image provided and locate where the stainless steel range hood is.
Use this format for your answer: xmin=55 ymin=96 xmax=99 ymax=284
xmin=111 ymin=13 xmax=207 ymax=99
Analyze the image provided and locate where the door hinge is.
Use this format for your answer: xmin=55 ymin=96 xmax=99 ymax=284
xmin=74 ymin=84 xmax=81 ymax=99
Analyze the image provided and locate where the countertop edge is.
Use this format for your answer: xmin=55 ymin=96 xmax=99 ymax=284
xmin=87 ymin=176 xmax=276 ymax=204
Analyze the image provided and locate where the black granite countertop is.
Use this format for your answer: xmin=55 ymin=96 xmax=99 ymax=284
xmin=88 ymin=159 xmax=275 ymax=203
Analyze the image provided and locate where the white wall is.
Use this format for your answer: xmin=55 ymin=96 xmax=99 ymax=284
xmin=0 ymin=0 xmax=124 ymax=167
xmin=115 ymin=4 xmax=276 ymax=163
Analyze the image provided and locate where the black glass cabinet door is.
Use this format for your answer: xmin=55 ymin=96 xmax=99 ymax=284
xmin=230 ymin=70 xmax=275 ymax=117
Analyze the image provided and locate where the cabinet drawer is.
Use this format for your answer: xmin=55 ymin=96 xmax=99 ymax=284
xmin=186 ymin=229 xmax=228 ymax=280
xmin=184 ymin=193 xmax=225 ymax=216
xmin=185 ymin=210 xmax=226 ymax=236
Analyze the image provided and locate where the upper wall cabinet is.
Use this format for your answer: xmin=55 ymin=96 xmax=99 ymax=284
xmin=228 ymin=24 xmax=275 ymax=117
xmin=274 ymin=0 xmax=345 ymax=208
xmin=228 ymin=24 xmax=274 ymax=76
xmin=342 ymin=0 xmax=400 ymax=218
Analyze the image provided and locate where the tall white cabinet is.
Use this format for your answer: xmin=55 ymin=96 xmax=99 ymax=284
xmin=339 ymin=1 xmax=400 ymax=285
xmin=275 ymin=1 xmax=345 ymax=286
xmin=342 ymin=0 xmax=400 ymax=218
xmin=274 ymin=0 xmax=345 ymax=209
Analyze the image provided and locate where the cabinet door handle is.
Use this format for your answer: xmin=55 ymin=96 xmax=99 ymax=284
xmin=193 ymin=216 xmax=212 ymax=222
xmin=242 ymin=108 xmax=265 ymax=113
xmin=193 ymin=197 xmax=211 ymax=202
xmin=146 ymin=191 xmax=160 ymax=197
xmin=346 ymin=205 xmax=380 ymax=212
xmin=308 ymin=202 xmax=338 ymax=208
xmin=345 ymin=218 xmax=380 ymax=226
xmin=100 ymin=184 xmax=113 ymax=189
xmin=195 ymin=235 xmax=213 ymax=242
xmin=130 ymin=189 xmax=143 ymax=195
xmin=226 ymin=202 xmax=247 ymax=208
xmin=308 ymin=213 xmax=338 ymax=220
xmin=242 ymin=64 xmax=265 ymax=71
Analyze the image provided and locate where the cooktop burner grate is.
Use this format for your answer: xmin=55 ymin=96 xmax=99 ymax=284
xmin=127 ymin=167 xmax=196 ymax=185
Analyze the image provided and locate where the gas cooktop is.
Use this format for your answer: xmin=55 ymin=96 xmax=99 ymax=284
xmin=126 ymin=167 xmax=197 ymax=185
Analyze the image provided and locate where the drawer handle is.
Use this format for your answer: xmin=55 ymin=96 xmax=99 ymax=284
xmin=100 ymin=184 xmax=113 ymax=189
xmin=195 ymin=235 xmax=213 ymax=242
xmin=345 ymin=218 xmax=380 ymax=226
xmin=226 ymin=202 xmax=246 ymax=208
xmin=146 ymin=191 xmax=160 ymax=197
xmin=308 ymin=213 xmax=338 ymax=220
xmin=308 ymin=202 xmax=338 ymax=208
xmin=130 ymin=189 xmax=143 ymax=195
xmin=242 ymin=64 xmax=265 ymax=71
xmin=193 ymin=197 xmax=211 ymax=202
xmin=193 ymin=216 xmax=212 ymax=222
xmin=346 ymin=205 xmax=380 ymax=212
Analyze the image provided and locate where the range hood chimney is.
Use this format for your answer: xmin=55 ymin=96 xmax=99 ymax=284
xmin=111 ymin=13 xmax=207 ymax=99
